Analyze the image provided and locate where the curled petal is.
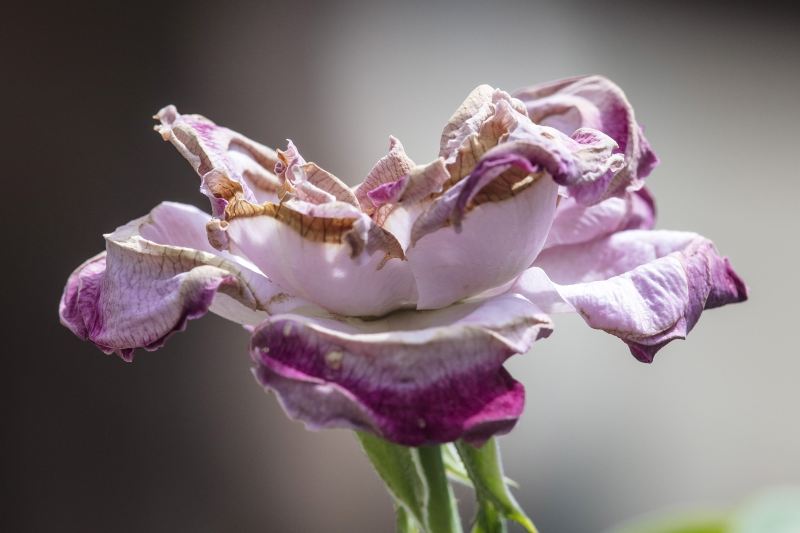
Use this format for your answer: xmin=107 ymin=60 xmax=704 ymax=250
xmin=366 ymin=158 xmax=449 ymax=209
xmin=439 ymin=85 xmax=527 ymax=163
xmin=155 ymin=106 xmax=282 ymax=215
xmin=354 ymin=136 xmax=416 ymax=213
xmin=512 ymin=230 xmax=748 ymax=362
xmin=276 ymin=140 xmax=359 ymax=206
xmin=514 ymin=75 xmax=659 ymax=198
xmin=544 ymin=187 xmax=655 ymax=249
xmin=250 ymin=293 xmax=553 ymax=445
xmin=222 ymin=198 xmax=416 ymax=316
xmin=59 ymin=202 xmax=306 ymax=360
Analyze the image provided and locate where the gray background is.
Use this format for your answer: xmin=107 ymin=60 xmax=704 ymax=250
xmin=5 ymin=1 xmax=798 ymax=531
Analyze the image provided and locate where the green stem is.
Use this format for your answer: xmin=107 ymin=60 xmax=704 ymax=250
xmin=417 ymin=445 xmax=463 ymax=533
xmin=396 ymin=505 xmax=423 ymax=533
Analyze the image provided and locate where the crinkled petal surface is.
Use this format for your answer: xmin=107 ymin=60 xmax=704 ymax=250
xmin=514 ymin=75 xmax=659 ymax=199
xmin=513 ymin=230 xmax=747 ymax=362
xmin=59 ymin=202 xmax=308 ymax=360
xmin=155 ymin=106 xmax=283 ymax=214
xmin=250 ymin=293 xmax=553 ymax=446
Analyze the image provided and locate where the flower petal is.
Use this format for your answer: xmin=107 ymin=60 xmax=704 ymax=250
xmin=408 ymin=170 xmax=559 ymax=310
xmin=155 ymin=106 xmax=283 ymax=215
xmin=275 ymin=140 xmax=359 ymax=207
xmin=59 ymin=202 xmax=306 ymax=360
xmin=354 ymin=136 xmax=416 ymax=213
xmin=514 ymin=75 xmax=659 ymax=199
xmin=512 ymin=230 xmax=748 ymax=362
xmin=222 ymin=197 xmax=417 ymax=317
xmin=250 ymin=293 xmax=553 ymax=445
xmin=438 ymin=85 xmax=527 ymax=165
xmin=544 ymin=187 xmax=655 ymax=249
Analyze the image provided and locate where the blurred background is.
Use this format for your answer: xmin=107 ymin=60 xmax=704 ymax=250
xmin=4 ymin=1 xmax=798 ymax=531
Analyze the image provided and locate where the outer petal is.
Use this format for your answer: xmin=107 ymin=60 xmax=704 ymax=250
xmin=155 ymin=106 xmax=283 ymax=215
xmin=250 ymin=293 xmax=553 ymax=446
xmin=59 ymin=202 xmax=307 ymax=360
xmin=512 ymin=230 xmax=748 ymax=362
xmin=514 ymin=75 xmax=659 ymax=199
xmin=544 ymin=187 xmax=655 ymax=249
xmin=221 ymin=197 xmax=417 ymax=317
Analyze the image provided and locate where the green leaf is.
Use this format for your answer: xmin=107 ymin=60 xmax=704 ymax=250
xmin=456 ymin=439 xmax=537 ymax=533
xmin=357 ymin=432 xmax=427 ymax=529
xmin=417 ymin=445 xmax=464 ymax=533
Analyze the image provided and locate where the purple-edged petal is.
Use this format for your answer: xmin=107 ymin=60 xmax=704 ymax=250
xmin=220 ymin=197 xmax=417 ymax=317
xmin=155 ymin=106 xmax=283 ymax=215
xmin=250 ymin=293 xmax=553 ymax=445
xmin=512 ymin=230 xmax=748 ymax=362
xmin=59 ymin=202 xmax=307 ymax=360
xmin=514 ymin=75 xmax=659 ymax=199
xmin=544 ymin=187 xmax=656 ymax=249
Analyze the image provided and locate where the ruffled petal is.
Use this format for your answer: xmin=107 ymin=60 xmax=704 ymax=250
xmin=275 ymin=140 xmax=359 ymax=207
xmin=250 ymin=293 xmax=553 ymax=445
xmin=59 ymin=202 xmax=306 ymax=360
xmin=155 ymin=106 xmax=283 ymax=215
xmin=438 ymin=85 xmax=527 ymax=164
xmin=544 ymin=187 xmax=655 ymax=249
xmin=512 ymin=230 xmax=748 ymax=362
xmin=220 ymin=197 xmax=417 ymax=317
xmin=514 ymin=75 xmax=659 ymax=199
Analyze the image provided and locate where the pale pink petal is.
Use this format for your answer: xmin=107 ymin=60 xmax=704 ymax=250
xmin=408 ymin=171 xmax=559 ymax=309
xmin=544 ymin=187 xmax=655 ymax=249
xmin=221 ymin=198 xmax=417 ymax=317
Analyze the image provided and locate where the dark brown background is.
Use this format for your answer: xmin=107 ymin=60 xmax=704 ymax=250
xmin=4 ymin=2 xmax=798 ymax=532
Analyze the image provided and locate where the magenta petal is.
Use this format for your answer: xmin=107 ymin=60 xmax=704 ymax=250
xmin=249 ymin=294 xmax=552 ymax=445
xmin=514 ymin=230 xmax=747 ymax=362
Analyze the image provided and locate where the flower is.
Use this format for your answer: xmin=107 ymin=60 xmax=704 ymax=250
xmin=59 ymin=75 xmax=747 ymax=446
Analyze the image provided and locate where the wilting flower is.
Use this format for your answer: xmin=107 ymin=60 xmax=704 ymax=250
xmin=60 ymin=75 xmax=746 ymax=446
